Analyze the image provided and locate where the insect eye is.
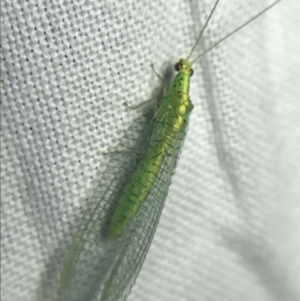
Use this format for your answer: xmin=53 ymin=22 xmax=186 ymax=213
xmin=190 ymin=68 xmax=194 ymax=76
xmin=174 ymin=62 xmax=182 ymax=72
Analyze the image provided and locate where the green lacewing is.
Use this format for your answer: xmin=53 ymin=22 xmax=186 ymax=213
xmin=59 ymin=1 xmax=281 ymax=300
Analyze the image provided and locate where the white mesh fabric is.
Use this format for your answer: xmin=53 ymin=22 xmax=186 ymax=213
xmin=1 ymin=0 xmax=299 ymax=301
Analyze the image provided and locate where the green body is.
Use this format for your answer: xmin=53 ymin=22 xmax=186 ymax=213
xmin=108 ymin=58 xmax=194 ymax=240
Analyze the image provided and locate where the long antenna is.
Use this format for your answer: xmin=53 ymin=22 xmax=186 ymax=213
xmin=187 ymin=0 xmax=220 ymax=60
xmin=191 ymin=0 xmax=282 ymax=64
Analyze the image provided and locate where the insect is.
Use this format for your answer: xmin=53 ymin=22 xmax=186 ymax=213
xmin=59 ymin=1 xmax=282 ymax=300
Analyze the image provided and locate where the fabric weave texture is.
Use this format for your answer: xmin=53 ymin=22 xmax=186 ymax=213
xmin=1 ymin=0 xmax=299 ymax=301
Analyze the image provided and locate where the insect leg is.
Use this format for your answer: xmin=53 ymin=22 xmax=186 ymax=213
xmin=102 ymin=150 xmax=132 ymax=156
xmin=150 ymin=63 xmax=165 ymax=83
xmin=150 ymin=63 xmax=169 ymax=96
xmin=123 ymin=97 xmax=157 ymax=110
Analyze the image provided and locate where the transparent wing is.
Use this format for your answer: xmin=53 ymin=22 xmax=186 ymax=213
xmin=59 ymin=110 xmax=156 ymax=301
xmin=59 ymin=101 xmax=191 ymax=301
xmin=99 ymin=110 xmax=190 ymax=301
